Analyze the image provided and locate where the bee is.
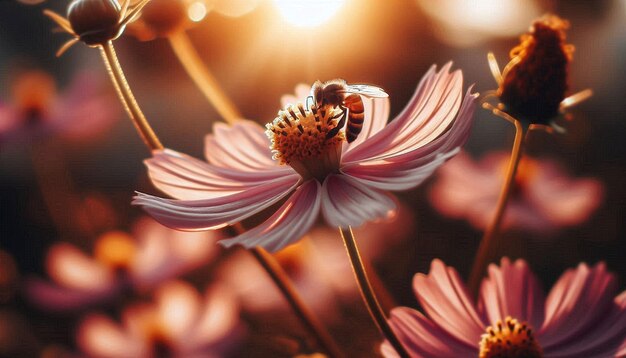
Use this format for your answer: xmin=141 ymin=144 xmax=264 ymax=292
xmin=309 ymin=79 xmax=388 ymax=143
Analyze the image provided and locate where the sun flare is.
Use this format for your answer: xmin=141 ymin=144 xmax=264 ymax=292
xmin=273 ymin=0 xmax=346 ymax=28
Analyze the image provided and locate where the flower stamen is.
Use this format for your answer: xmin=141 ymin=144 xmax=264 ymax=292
xmin=266 ymin=102 xmax=345 ymax=181
xmin=479 ymin=317 xmax=543 ymax=358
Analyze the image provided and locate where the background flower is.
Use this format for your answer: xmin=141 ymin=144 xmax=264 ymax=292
xmin=77 ymin=281 xmax=242 ymax=358
xmin=430 ymin=151 xmax=604 ymax=233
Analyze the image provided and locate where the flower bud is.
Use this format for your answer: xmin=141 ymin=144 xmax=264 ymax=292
xmin=67 ymin=0 xmax=123 ymax=45
xmin=133 ymin=0 xmax=189 ymax=40
xmin=499 ymin=15 xmax=573 ymax=123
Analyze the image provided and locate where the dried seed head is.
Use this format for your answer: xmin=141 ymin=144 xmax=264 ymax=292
xmin=499 ymin=15 xmax=573 ymax=123
xmin=67 ymin=0 xmax=123 ymax=45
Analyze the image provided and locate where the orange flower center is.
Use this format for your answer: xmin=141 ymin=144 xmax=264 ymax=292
xmin=266 ymin=102 xmax=345 ymax=181
xmin=94 ymin=231 xmax=136 ymax=269
xmin=479 ymin=317 xmax=543 ymax=358
xmin=12 ymin=71 xmax=57 ymax=122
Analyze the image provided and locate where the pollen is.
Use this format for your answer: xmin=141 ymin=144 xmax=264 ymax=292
xmin=499 ymin=14 xmax=573 ymax=123
xmin=479 ymin=317 xmax=543 ymax=358
xmin=266 ymin=102 xmax=345 ymax=176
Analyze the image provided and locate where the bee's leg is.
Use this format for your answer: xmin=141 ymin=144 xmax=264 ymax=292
xmin=326 ymin=109 xmax=347 ymax=139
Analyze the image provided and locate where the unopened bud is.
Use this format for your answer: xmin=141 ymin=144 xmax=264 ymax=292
xmin=67 ymin=0 xmax=123 ymax=45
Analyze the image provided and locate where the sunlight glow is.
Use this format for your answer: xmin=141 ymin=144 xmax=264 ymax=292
xmin=188 ymin=1 xmax=208 ymax=22
xmin=273 ymin=0 xmax=346 ymax=28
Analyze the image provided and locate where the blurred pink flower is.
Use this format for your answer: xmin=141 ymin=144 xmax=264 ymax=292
xmin=78 ymin=281 xmax=241 ymax=358
xmin=0 ymin=70 xmax=119 ymax=144
xmin=430 ymin=151 xmax=604 ymax=233
xmin=218 ymin=203 xmax=414 ymax=318
xmin=382 ymin=258 xmax=626 ymax=357
xmin=134 ymin=63 xmax=478 ymax=252
xmin=25 ymin=217 xmax=220 ymax=311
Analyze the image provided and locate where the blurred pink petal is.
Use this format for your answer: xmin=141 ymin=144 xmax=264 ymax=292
xmin=78 ymin=315 xmax=148 ymax=358
xmin=129 ymin=217 xmax=220 ymax=288
xmin=430 ymin=151 xmax=604 ymax=233
xmin=384 ymin=258 xmax=626 ymax=357
xmin=0 ymin=70 xmax=119 ymax=144
xmin=135 ymin=64 xmax=477 ymax=252
xmin=45 ymin=243 xmax=115 ymax=292
xmin=78 ymin=282 xmax=241 ymax=357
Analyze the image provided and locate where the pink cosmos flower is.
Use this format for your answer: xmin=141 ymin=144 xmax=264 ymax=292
xmin=77 ymin=281 xmax=241 ymax=358
xmin=382 ymin=258 xmax=626 ymax=357
xmin=430 ymin=151 xmax=604 ymax=233
xmin=134 ymin=63 xmax=478 ymax=252
xmin=25 ymin=217 xmax=220 ymax=311
xmin=0 ymin=70 xmax=118 ymax=144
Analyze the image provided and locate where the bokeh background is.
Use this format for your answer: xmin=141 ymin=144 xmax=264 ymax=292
xmin=0 ymin=0 xmax=624 ymax=356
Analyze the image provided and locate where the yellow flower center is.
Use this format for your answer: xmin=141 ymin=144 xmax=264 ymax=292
xmin=266 ymin=102 xmax=345 ymax=181
xmin=479 ymin=317 xmax=543 ymax=358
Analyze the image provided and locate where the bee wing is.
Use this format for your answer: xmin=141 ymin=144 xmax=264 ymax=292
xmin=345 ymin=84 xmax=389 ymax=98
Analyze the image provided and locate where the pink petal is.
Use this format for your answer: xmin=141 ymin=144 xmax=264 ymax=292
xmin=280 ymin=83 xmax=311 ymax=107
xmin=130 ymin=218 xmax=219 ymax=288
xmin=540 ymin=263 xmax=618 ymax=349
xmin=321 ymin=174 xmax=396 ymax=228
xmin=341 ymin=86 xmax=477 ymax=192
xmin=528 ymin=173 xmax=603 ymax=228
xmin=54 ymin=73 xmax=119 ymax=141
xmin=133 ymin=173 xmax=300 ymax=231
xmin=24 ymin=277 xmax=119 ymax=311
xmin=155 ymin=281 xmax=202 ymax=343
xmin=342 ymin=148 xmax=459 ymax=191
xmin=384 ymin=307 xmax=477 ymax=357
xmin=543 ymin=290 xmax=626 ymax=357
xmin=219 ymin=180 xmax=321 ymax=252
xmin=479 ymin=258 xmax=545 ymax=330
xmin=344 ymin=63 xmax=474 ymax=163
xmin=413 ymin=259 xmax=486 ymax=346
xmin=78 ymin=315 xmax=148 ymax=358
xmin=146 ymin=149 xmax=294 ymax=200
xmin=185 ymin=286 xmax=240 ymax=352
xmin=46 ymin=243 xmax=115 ymax=291
xmin=204 ymin=120 xmax=281 ymax=171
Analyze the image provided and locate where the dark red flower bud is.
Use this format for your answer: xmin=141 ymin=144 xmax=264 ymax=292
xmin=499 ymin=15 xmax=574 ymax=124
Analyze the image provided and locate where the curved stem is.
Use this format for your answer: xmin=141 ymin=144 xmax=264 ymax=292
xmin=468 ymin=104 xmax=524 ymax=296
xmin=250 ymin=246 xmax=344 ymax=358
xmin=100 ymin=41 xmax=163 ymax=150
xmin=168 ymin=32 xmax=241 ymax=124
xmin=340 ymin=227 xmax=409 ymax=358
